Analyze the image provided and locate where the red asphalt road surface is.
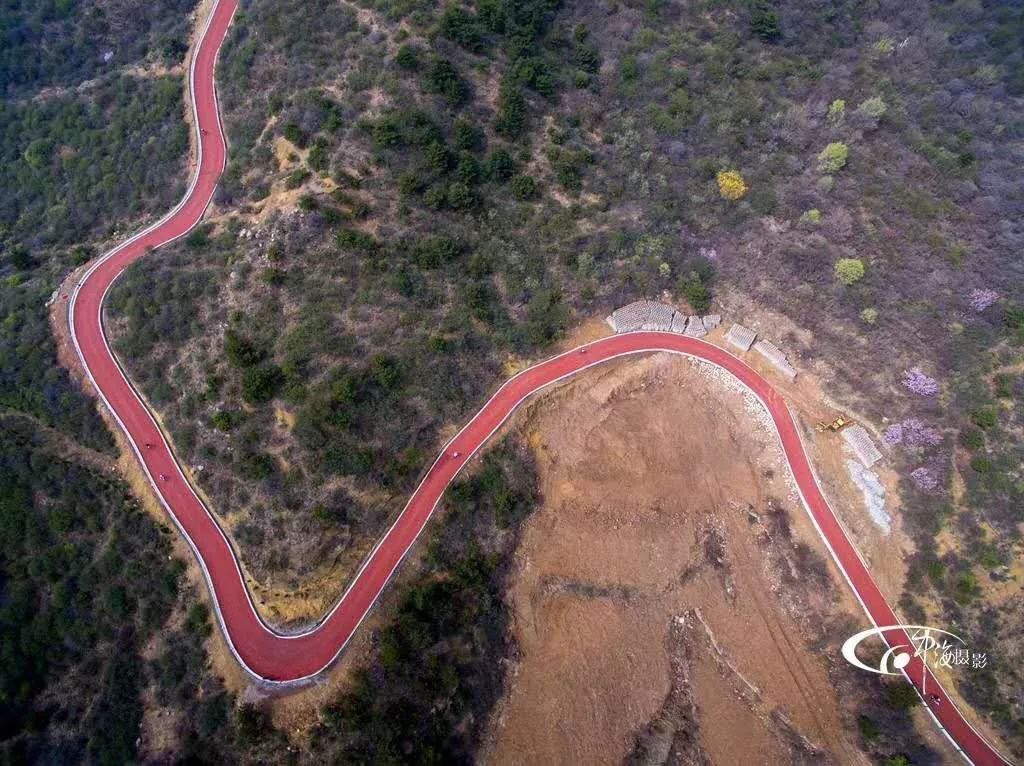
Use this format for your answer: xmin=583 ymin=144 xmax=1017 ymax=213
xmin=66 ymin=0 xmax=1010 ymax=763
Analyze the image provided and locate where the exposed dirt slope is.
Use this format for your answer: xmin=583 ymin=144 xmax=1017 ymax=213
xmin=483 ymin=353 xmax=953 ymax=765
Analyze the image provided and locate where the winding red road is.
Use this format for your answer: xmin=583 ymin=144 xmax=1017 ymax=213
xmin=65 ymin=0 xmax=1011 ymax=763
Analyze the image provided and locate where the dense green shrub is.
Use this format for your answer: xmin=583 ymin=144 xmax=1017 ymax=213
xmin=959 ymin=427 xmax=985 ymax=451
xmin=338 ymin=228 xmax=383 ymax=254
xmin=426 ymin=140 xmax=454 ymax=172
xmin=835 ymin=258 xmax=865 ymax=285
xmin=510 ymin=174 xmax=539 ymax=200
xmin=454 ymin=119 xmax=484 ymax=151
xmin=307 ymin=137 xmax=330 ymax=171
xmin=424 ymin=185 xmax=448 ymax=209
xmin=282 ymin=122 xmax=307 ymax=147
xmin=993 ymin=373 xmax=1016 ymax=399
xmin=750 ymin=1 xmax=781 ymax=41
xmin=395 ymin=44 xmax=421 ymax=70
xmin=970 ymin=407 xmax=998 ymax=430
xmin=211 ymin=409 xmax=244 ymax=432
xmin=444 ymin=182 xmax=474 ymax=209
xmin=411 ymin=235 xmax=462 ymax=268
xmin=462 ymin=279 xmax=501 ymax=322
xmin=551 ymin=147 xmax=593 ymax=192
xmin=970 ymin=456 xmax=994 ymax=474
xmin=239 ymin=451 xmax=275 ymax=480
xmin=225 ymin=330 xmax=265 ymax=367
xmin=6 ymin=244 xmax=33 ymax=271
xmin=858 ymin=715 xmax=881 ymax=743
xmin=495 ymin=82 xmax=527 ymax=137
xmin=424 ymin=58 xmax=470 ymax=106
xmin=818 ymin=142 xmax=849 ymax=173
xmin=523 ymin=287 xmax=568 ymax=346
xmin=455 ymin=155 xmax=482 ymax=185
xmin=885 ymin=681 xmax=920 ymax=711
xmin=439 ymin=5 xmax=485 ymax=52
xmin=512 ymin=56 xmax=556 ymax=97
xmin=485 ymin=149 xmax=515 ymax=180
xmin=954 ymin=571 xmax=980 ymax=603
xmin=285 ymin=167 xmax=311 ymax=189
xmin=679 ymin=273 xmax=711 ymax=312
xmin=573 ymin=41 xmax=601 ymax=73
xmin=371 ymin=110 xmax=442 ymax=150
xmin=242 ymin=364 xmax=284 ymax=404
xmin=1003 ymin=304 xmax=1024 ymax=342
xmin=261 ymin=266 xmax=287 ymax=285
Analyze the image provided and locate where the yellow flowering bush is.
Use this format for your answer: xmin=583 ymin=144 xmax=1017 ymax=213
xmin=716 ymin=170 xmax=748 ymax=200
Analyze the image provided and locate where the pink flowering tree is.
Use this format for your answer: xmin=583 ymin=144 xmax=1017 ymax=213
xmin=968 ymin=288 xmax=999 ymax=313
xmin=883 ymin=418 xmax=943 ymax=448
xmin=910 ymin=466 xmax=942 ymax=493
xmin=882 ymin=423 xmax=903 ymax=446
xmin=902 ymin=367 xmax=940 ymax=397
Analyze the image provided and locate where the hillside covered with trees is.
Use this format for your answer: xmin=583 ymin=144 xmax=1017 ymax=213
xmin=1 ymin=0 xmax=1022 ymax=761
xmin=109 ymin=0 xmax=1023 ymax=751
xmin=0 ymin=1 xmax=260 ymax=761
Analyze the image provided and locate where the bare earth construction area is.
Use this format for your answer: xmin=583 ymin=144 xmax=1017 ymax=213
xmin=484 ymin=353 xmax=949 ymax=765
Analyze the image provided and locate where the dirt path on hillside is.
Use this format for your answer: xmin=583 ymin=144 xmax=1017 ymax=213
xmin=481 ymin=353 xmax=938 ymax=765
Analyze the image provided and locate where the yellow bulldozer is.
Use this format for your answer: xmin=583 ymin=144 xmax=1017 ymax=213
xmin=816 ymin=414 xmax=854 ymax=433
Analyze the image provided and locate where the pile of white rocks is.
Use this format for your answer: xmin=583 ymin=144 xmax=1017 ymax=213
xmin=725 ymin=323 xmax=798 ymax=382
xmin=606 ymin=300 xmax=721 ymax=337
